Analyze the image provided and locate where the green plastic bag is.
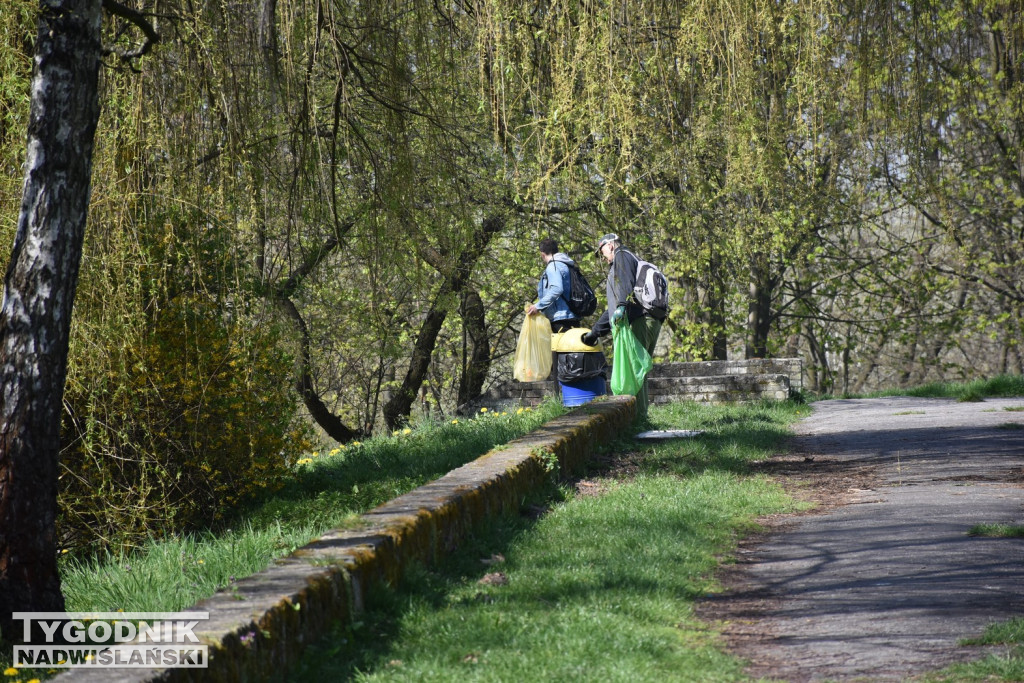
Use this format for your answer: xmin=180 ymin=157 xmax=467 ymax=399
xmin=610 ymin=318 xmax=653 ymax=396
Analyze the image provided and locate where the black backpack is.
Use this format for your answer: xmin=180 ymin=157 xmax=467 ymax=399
xmin=564 ymin=262 xmax=597 ymax=318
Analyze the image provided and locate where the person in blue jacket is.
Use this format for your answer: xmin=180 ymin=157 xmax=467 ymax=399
xmin=525 ymin=238 xmax=579 ymax=333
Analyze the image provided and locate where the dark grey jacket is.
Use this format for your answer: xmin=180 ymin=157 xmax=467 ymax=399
xmin=591 ymin=247 xmax=646 ymax=338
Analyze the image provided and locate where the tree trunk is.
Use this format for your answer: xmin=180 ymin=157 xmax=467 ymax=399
xmin=275 ymin=296 xmax=361 ymax=443
xmin=383 ymin=215 xmax=504 ymax=430
xmin=745 ymin=271 xmax=774 ymax=359
xmin=0 ymin=0 xmax=103 ymax=636
xmin=708 ymin=285 xmax=729 ymax=361
xmin=457 ymin=288 xmax=490 ymax=407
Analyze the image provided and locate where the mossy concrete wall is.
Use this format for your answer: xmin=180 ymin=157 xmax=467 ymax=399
xmin=55 ymin=395 xmax=635 ymax=682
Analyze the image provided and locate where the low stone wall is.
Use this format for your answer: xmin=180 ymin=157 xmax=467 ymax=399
xmin=56 ymin=396 xmax=636 ymax=683
xmin=648 ymin=373 xmax=791 ymax=404
xmin=462 ymin=358 xmax=803 ymax=413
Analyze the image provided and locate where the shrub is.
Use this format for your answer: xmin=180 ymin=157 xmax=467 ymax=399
xmin=60 ymin=293 xmax=312 ymax=553
xmin=59 ymin=203 xmax=313 ymax=553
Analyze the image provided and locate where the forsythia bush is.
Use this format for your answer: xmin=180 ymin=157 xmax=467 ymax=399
xmin=57 ymin=199 xmax=313 ymax=552
xmin=60 ymin=293 xmax=312 ymax=553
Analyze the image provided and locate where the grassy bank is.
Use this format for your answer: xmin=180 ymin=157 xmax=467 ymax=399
xmin=288 ymin=399 xmax=809 ymax=681
xmin=925 ymin=618 xmax=1024 ymax=682
xmin=845 ymin=373 xmax=1024 ymax=402
xmin=55 ymin=401 xmax=566 ymax=614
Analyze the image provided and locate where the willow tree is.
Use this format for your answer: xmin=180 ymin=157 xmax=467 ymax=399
xmin=473 ymin=0 xmax=848 ymax=360
xmin=852 ymin=0 xmax=1024 ymax=378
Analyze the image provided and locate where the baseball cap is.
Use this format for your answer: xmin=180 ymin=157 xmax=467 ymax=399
xmin=595 ymin=233 xmax=619 ymax=255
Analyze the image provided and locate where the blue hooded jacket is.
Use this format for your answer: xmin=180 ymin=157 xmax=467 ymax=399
xmin=535 ymin=253 xmax=578 ymax=323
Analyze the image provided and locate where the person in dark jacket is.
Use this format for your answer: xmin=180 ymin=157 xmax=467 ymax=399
xmin=582 ymin=233 xmax=663 ymax=419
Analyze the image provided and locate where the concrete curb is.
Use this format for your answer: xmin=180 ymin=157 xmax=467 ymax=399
xmin=56 ymin=395 xmax=635 ymax=682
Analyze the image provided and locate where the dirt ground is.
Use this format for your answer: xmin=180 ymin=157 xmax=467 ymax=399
xmin=696 ymin=396 xmax=1024 ymax=682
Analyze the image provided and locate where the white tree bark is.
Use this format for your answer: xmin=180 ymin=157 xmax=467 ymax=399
xmin=0 ymin=0 xmax=103 ymax=636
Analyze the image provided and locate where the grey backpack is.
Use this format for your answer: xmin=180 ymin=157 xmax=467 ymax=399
xmin=623 ymin=249 xmax=669 ymax=319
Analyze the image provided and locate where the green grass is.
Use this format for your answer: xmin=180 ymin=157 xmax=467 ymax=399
xmin=54 ymin=400 xmax=566 ymax=614
xmin=967 ymin=524 xmax=1024 ymax=538
xmin=866 ymin=374 xmax=1024 ymax=402
xmin=922 ymin=619 xmax=1024 ymax=682
xmin=288 ymin=399 xmax=808 ymax=682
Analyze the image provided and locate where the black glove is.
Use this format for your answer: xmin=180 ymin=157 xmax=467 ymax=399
xmin=581 ymin=330 xmax=599 ymax=347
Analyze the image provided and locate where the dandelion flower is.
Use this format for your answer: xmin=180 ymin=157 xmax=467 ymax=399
xmin=451 ymin=419 xmax=459 ymax=424
xmin=402 ymin=428 xmax=412 ymax=435
xmin=5 ymin=668 xmax=19 ymax=676
xmin=480 ymin=407 xmax=488 ymax=413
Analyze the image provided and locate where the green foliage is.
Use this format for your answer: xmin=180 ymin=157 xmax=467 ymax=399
xmin=61 ymin=290 xmax=312 ymax=553
xmin=59 ymin=198 xmax=313 ymax=552
xmin=0 ymin=0 xmax=34 ymax=257
xmin=4 ymin=0 xmax=1024 ymax=564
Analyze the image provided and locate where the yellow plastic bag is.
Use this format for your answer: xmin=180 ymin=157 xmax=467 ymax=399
xmin=551 ymin=327 xmax=602 ymax=353
xmin=513 ymin=311 xmax=552 ymax=382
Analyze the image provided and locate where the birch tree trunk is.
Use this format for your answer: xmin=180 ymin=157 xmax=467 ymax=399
xmin=0 ymin=0 xmax=102 ymax=635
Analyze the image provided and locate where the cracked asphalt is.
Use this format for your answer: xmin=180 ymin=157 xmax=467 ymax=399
xmin=699 ymin=396 xmax=1024 ymax=682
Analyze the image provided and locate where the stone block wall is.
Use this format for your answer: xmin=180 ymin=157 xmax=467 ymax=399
xmin=461 ymin=358 xmax=802 ymax=413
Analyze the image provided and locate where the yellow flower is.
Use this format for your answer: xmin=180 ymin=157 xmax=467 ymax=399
xmin=451 ymin=419 xmax=459 ymax=424
xmin=402 ymin=428 xmax=412 ymax=435
xmin=5 ymin=668 xmax=19 ymax=676
xmin=479 ymin=407 xmax=488 ymax=413
xmin=516 ymin=408 xmax=524 ymax=415
xmin=197 ymin=559 xmax=205 ymax=565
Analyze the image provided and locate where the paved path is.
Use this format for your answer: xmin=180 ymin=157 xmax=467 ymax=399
xmin=703 ymin=396 xmax=1024 ymax=682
